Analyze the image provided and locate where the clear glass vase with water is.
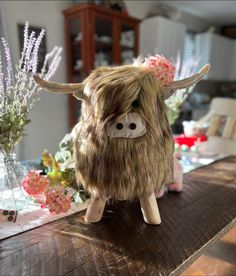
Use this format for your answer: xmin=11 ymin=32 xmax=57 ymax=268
xmin=0 ymin=152 xmax=28 ymax=211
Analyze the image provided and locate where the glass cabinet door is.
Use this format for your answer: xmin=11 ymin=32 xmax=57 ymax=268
xmin=94 ymin=16 xmax=113 ymax=67
xmin=69 ymin=16 xmax=84 ymax=83
xmin=67 ymin=15 xmax=83 ymax=125
xmin=120 ymin=23 xmax=136 ymax=65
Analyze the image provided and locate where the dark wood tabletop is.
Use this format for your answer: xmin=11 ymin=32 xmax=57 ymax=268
xmin=1 ymin=156 xmax=236 ymax=276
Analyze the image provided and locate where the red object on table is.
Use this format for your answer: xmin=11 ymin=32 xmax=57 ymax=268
xmin=174 ymin=134 xmax=207 ymax=147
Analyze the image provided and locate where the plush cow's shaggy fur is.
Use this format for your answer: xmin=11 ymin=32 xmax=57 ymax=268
xmin=72 ymin=65 xmax=174 ymax=200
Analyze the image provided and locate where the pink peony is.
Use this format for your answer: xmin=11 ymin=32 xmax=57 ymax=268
xmin=145 ymin=55 xmax=175 ymax=86
xmin=45 ymin=185 xmax=71 ymax=214
xmin=23 ymin=170 xmax=49 ymax=196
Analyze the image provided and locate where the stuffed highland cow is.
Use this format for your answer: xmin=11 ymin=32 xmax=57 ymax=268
xmin=34 ymin=56 xmax=209 ymax=225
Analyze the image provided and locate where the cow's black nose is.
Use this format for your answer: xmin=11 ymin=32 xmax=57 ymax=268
xmin=116 ymin=123 xmax=123 ymax=130
xmin=129 ymin=123 xmax=136 ymax=130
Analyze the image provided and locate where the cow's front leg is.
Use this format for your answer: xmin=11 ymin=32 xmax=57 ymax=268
xmin=84 ymin=190 xmax=106 ymax=223
xmin=139 ymin=192 xmax=161 ymax=225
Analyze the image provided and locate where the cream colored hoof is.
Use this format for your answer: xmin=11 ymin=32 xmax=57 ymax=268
xmin=139 ymin=192 xmax=161 ymax=225
xmin=84 ymin=192 xmax=106 ymax=223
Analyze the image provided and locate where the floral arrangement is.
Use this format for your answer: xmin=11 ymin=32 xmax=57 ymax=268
xmin=23 ymin=134 xmax=90 ymax=214
xmin=0 ymin=22 xmax=62 ymax=155
xmin=0 ymin=22 xmax=62 ymax=212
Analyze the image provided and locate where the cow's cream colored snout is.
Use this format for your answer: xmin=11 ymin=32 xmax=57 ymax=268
xmin=106 ymin=112 xmax=146 ymax=138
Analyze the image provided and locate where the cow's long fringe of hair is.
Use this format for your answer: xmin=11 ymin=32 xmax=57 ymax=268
xmin=72 ymin=65 xmax=174 ymax=200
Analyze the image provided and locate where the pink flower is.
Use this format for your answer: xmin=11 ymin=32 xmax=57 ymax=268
xmin=145 ymin=55 xmax=175 ymax=86
xmin=23 ymin=170 xmax=49 ymax=197
xmin=45 ymin=185 xmax=71 ymax=214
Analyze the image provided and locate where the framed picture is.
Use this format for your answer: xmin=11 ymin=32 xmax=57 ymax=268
xmin=18 ymin=23 xmax=47 ymax=73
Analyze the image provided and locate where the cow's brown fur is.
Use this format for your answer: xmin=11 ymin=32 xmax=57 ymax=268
xmin=72 ymin=65 xmax=174 ymax=200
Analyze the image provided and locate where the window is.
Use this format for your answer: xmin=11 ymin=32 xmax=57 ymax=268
xmin=183 ymin=32 xmax=196 ymax=65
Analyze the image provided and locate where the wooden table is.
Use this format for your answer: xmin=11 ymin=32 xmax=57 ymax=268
xmin=1 ymin=156 xmax=236 ymax=276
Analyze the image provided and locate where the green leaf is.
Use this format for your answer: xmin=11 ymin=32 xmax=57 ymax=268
xmin=42 ymin=150 xmax=54 ymax=168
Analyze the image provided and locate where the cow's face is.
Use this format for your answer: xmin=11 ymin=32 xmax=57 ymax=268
xmin=82 ymin=65 xmax=165 ymax=139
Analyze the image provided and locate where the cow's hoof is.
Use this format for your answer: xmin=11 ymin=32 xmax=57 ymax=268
xmin=155 ymin=187 xmax=165 ymax=198
xmin=168 ymin=182 xmax=183 ymax=192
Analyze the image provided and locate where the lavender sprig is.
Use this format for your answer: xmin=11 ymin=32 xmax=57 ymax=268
xmin=45 ymin=47 xmax=62 ymax=80
xmin=1 ymin=38 xmax=13 ymax=90
xmin=31 ymin=28 xmax=45 ymax=73
xmin=40 ymin=46 xmax=58 ymax=77
xmin=0 ymin=50 xmax=4 ymax=94
xmin=19 ymin=21 xmax=29 ymax=68
xmin=24 ymin=31 xmax=36 ymax=72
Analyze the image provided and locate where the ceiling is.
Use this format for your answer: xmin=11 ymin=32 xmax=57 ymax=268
xmin=161 ymin=1 xmax=236 ymax=26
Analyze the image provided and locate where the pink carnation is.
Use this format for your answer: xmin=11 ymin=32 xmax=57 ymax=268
xmin=23 ymin=170 xmax=49 ymax=196
xmin=145 ymin=55 xmax=175 ymax=86
xmin=45 ymin=185 xmax=71 ymax=214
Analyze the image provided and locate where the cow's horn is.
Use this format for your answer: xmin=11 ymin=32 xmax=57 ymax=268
xmin=33 ymin=75 xmax=86 ymax=101
xmin=163 ymin=64 xmax=210 ymax=100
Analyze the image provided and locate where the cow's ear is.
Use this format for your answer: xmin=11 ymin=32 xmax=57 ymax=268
xmin=73 ymin=89 xmax=86 ymax=101
xmin=162 ymin=64 xmax=210 ymax=100
xmin=33 ymin=76 xmax=87 ymax=101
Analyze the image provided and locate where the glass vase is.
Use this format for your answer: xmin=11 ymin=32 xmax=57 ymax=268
xmin=0 ymin=152 xmax=28 ymax=211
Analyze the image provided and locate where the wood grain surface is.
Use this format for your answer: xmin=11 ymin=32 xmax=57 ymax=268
xmin=1 ymin=156 xmax=236 ymax=276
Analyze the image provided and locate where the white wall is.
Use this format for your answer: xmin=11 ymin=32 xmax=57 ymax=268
xmin=1 ymin=0 xmax=73 ymax=160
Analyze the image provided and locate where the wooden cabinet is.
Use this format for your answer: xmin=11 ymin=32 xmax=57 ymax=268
xmin=140 ymin=16 xmax=186 ymax=60
xmin=63 ymin=4 xmax=140 ymax=128
xmin=195 ymin=32 xmax=233 ymax=81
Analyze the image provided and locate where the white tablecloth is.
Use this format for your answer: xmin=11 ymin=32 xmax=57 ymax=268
xmin=0 ymin=201 xmax=88 ymax=240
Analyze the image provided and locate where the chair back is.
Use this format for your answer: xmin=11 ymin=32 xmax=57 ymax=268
xmin=198 ymin=97 xmax=236 ymax=155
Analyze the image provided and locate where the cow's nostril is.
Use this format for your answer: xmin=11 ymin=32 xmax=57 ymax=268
xmin=116 ymin=123 xmax=123 ymax=130
xmin=129 ymin=123 xmax=137 ymax=130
